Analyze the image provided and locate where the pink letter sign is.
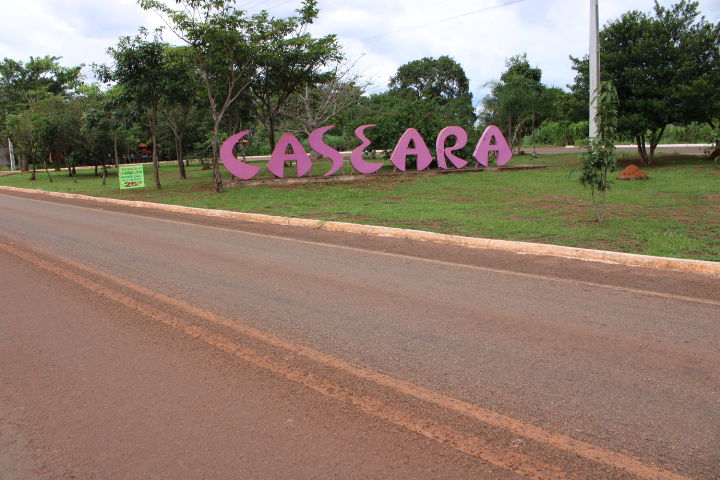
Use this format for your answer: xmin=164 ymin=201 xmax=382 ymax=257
xmin=473 ymin=125 xmax=512 ymax=167
xmin=221 ymin=124 xmax=513 ymax=180
xmin=390 ymin=128 xmax=434 ymax=171
xmin=436 ymin=126 xmax=468 ymax=169
xmin=308 ymin=125 xmax=345 ymax=177
xmin=267 ymin=133 xmax=313 ymax=178
xmin=350 ymin=125 xmax=384 ymax=174
xmin=220 ymin=130 xmax=261 ymax=180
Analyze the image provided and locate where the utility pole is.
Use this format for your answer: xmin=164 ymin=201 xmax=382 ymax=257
xmin=589 ymin=0 xmax=600 ymax=138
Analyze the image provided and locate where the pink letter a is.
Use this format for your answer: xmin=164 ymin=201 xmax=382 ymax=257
xmin=473 ymin=126 xmax=512 ymax=167
xmin=267 ymin=133 xmax=313 ymax=178
xmin=390 ymin=128 xmax=434 ymax=171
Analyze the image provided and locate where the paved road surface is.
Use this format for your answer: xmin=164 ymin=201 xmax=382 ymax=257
xmin=1 ymin=192 xmax=718 ymax=479
xmin=534 ymin=144 xmax=712 ymax=156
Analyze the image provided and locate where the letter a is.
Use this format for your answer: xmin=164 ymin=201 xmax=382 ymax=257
xmin=267 ymin=133 xmax=313 ymax=178
xmin=473 ymin=125 xmax=512 ymax=167
xmin=390 ymin=128 xmax=434 ymax=171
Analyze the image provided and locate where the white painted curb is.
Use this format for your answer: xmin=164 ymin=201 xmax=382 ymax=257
xmin=1 ymin=185 xmax=718 ymax=277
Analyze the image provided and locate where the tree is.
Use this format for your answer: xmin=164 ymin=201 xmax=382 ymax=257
xmin=102 ymin=29 xmax=170 ymax=189
xmin=79 ymin=85 xmax=134 ymax=180
xmin=578 ymin=81 xmax=619 ymax=223
xmin=5 ymin=93 xmax=72 ymax=182
xmin=601 ymin=1 xmax=720 ymax=165
xmin=280 ymin=59 xmax=365 ymax=139
xmin=140 ymin=0 xmax=265 ymax=192
xmin=0 ymin=56 xmax=82 ymax=170
xmin=481 ymin=55 xmax=546 ymax=154
xmin=159 ymin=46 xmax=204 ymax=179
xmin=564 ymin=55 xmax=590 ymax=124
xmin=389 ymin=55 xmax=471 ymax=101
xmin=247 ymin=2 xmax=340 ymax=154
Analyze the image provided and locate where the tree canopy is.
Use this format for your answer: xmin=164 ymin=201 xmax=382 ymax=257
xmin=600 ymin=0 xmax=720 ymax=164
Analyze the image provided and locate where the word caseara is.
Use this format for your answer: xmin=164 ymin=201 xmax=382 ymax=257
xmin=220 ymin=125 xmax=513 ymax=180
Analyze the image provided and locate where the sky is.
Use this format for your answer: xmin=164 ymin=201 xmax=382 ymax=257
xmin=1 ymin=0 xmax=719 ymax=103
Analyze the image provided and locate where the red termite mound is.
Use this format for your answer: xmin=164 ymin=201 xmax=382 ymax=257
xmin=617 ymin=165 xmax=649 ymax=180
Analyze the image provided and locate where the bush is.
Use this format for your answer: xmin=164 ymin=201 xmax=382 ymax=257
xmin=531 ymin=120 xmax=590 ymax=146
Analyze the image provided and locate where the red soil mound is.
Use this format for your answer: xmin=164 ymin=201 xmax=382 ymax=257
xmin=617 ymin=165 xmax=649 ymax=180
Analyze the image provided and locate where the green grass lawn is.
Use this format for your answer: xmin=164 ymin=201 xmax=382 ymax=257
xmin=2 ymin=153 xmax=718 ymax=261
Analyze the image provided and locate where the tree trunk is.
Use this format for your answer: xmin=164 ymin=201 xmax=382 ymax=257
xmin=647 ymin=126 xmax=665 ymax=166
xmin=211 ymin=118 xmax=224 ymax=193
xmin=531 ymin=122 xmax=537 ymax=158
xmin=20 ymin=154 xmax=29 ymax=172
xmin=30 ymin=155 xmax=36 ymax=180
xmin=636 ymin=135 xmax=649 ymax=166
xmin=101 ymin=156 xmax=107 ymax=186
xmin=43 ymin=153 xmax=53 ymax=183
xmin=175 ymin=135 xmax=186 ymax=179
xmin=151 ymin=127 xmax=161 ymax=190
xmin=113 ymin=134 xmax=120 ymax=168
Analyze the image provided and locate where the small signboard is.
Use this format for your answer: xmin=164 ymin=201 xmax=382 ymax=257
xmin=119 ymin=165 xmax=145 ymax=190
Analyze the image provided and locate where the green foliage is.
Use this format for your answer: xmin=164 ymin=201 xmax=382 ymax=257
xmin=347 ymin=56 xmax=477 ymax=167
xmin=0 ymin=56 xmax=83 ymax=126
xmin=3 ymin=155 xmax=718 ymax=261
xmin=481 ymin=54 xmax=563 ymax=155
xmin=577 ymin=81 xmax=619 ymax=222
xmin=389 ymin=55 xmax=471 ymax=102
xmin=600 ymin=0 xmax=720 ymax=165
xmin=102 ymin=28 xmax=176 ymax=189
xmin=564 ymin=55 xmax=589 ymax=123
xmin=533 ymin=121 xmax=589 ymax=146
xmin=246 ymin=1 xmax=341 ymax=150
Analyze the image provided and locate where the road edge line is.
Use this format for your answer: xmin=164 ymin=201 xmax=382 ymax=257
xmin=1 ymin=185 xmax=718 ymax=277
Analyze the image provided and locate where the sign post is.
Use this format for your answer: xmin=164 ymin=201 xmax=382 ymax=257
xmin=119 ymin=165 xmax=146 ymax=190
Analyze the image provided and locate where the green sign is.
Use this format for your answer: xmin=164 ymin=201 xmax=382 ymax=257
xmin=119 ymin=165 xmax=145 ymax=190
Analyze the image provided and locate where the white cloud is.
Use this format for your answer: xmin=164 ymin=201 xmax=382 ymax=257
xmin=1 ymin=0 xmax=718 ymax=94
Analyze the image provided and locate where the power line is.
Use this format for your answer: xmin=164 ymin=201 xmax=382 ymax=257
xmin=359 ymin=0 xmax=526 ymax=44
xmin=263 ymin=0 xmax=294 ymax=12
xmin=240 ymin=0 xmax=272 ymax=11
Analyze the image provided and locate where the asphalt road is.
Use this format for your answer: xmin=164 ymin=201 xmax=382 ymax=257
xmin=1 ymin=192 xmax=718 ymax=480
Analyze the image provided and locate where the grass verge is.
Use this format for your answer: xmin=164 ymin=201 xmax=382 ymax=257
xmin=1 ymin=153 xmax=718 ymax=261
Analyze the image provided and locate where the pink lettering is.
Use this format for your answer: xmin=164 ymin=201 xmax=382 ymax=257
xmin=390 ymin=128 xmax=433 ymax=171
xmin=473 ymin=125 xmax=512 ymax=167
xmin=267 ymin=133 xmax=313 ymax=178
xmin=436 ymin=126 xmax=469 ymax=169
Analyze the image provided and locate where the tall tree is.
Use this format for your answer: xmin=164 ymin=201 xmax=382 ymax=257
xmin=247 ymin=1 xmax=340 ymax=152
xmin=0 ymin=56 xmax=82 ymax=170
xmin=140 ymin=0 xmax=262 ymax=192
xmin=601 ymin=1 xmax=720 ymax=164
xmin=481 ymin=54 xmax=546 ymax=154
xmin=389 ymin=55 xmax=471 ymax=101
xmin=102 ymin=29 xmax=170 ymax=189
xmin=564 ymin=55 xmax=590 ymax=124
xmin=159 ymin=46 xmax=204 ymax=179
xmin=280 ymin=59 xmax=366 ymax=138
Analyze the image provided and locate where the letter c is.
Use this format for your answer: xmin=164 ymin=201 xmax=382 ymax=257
xmin=220 ymin=131 xmax=262 ymax=180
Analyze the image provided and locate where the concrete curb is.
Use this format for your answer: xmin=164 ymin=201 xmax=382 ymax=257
xmin=1 ymin=185 xmax=718 ymax=277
